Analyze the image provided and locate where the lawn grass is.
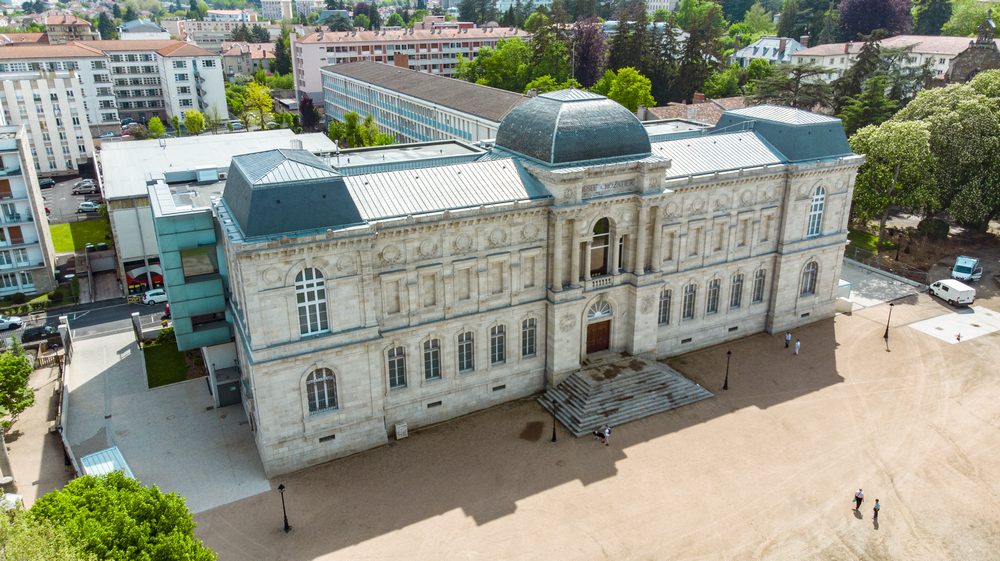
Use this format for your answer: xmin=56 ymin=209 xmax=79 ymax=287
xmin=848 ymin=228 xmax=897 ymax=253
xmin=143 ymin=341 xmax=189 ymax=389
xmin=49 ymin=219 xmax=112 ymax=253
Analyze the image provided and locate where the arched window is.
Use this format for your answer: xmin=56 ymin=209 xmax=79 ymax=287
xmin=521 ymin=319 xmax=536 ymax=357
xmin=706 ymin=279 xmax=720 ymax=314
xmin=801 ymin=261 xmax=818 ymax=295
xmin=587 ymin=300 xmax=612 ymax=320
xmin=682 ymin=285 xmax=696 ymax=320
xmin=490 ymin=325 xmax=505 ymax=365
xmin=423 ymin=339 xmax=441 ymax=380
xmin=658 ymin=289 xmax=671 ymax=325
xmin=457 ymin=332 xmax=474 ymax=372
xmin=388 ymin=346 xmax=406 ymax=388
xmin=730 ymin=274 xmax=744 ymax=309
xmin=752 ymin=269 xmax=766 ymax=303
xmin=807 ymin=187 xmax=825 ymax=237
xmin=295 ymin=268 xmax=328 ymax=335
xmin=591 ymin=218 xmax=610 ymax=277
xmin=306 ymin=368 xmax=336 ymax=413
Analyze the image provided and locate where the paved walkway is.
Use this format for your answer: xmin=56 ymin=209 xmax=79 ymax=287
xmin=194 ymin=290 xmax=1000 ymax=560
xmin=65 ymin=330 xmax=269 ymax=513
xmin=840 ymin=259 xmax=923 ymax=309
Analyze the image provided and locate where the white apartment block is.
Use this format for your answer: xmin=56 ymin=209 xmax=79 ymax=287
xmin=206 ymin=9 xmax=255 ymax=22
xmin=0 ymin=72 xmax=96 ymax=176
xmin=295 ymin=0 xmax=324 ymax=16
xmin=0 ymin=125 xmax=57 ymax=296
xmin=181 ymin=20 xmax=266 ymax=53
xmin=793 ymin=35 xmax=1000 ymax=81
xmin=292 ymin=26 xmax=533 ymax=101
xmin=644 ymin=0 xmax=678 ymax=13
xmin=321 ymin=61 xmax=525 ymax=143
xmin=261 ymin=0 xmax=293 ymax=21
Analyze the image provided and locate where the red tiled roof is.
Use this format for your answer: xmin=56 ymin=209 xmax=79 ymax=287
xmin=0 ymin=42 xmax=105 ymax=58
xmin=0 ymin=33 xmax=49 ymax=45
xmin=296 ymin=27 xmax=530 ymax=43
xmin=794 ymin=35 xmax=993 ymax=58
xmin=45 ymin=14 xmax=91 ymax=26
xmin=647 ymin=97 xmax=747 ymax=125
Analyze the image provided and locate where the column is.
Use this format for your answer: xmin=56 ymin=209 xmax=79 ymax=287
xmin=650 ymin=207 xmax=662 ymax=272
xmin=634 ymin=205 xmax=649 ymax=275
xmin=552 ymin=217 xmax=564 ymax=290
xmin=569 ymin=218 xmax=581 ymax=287
xmin=584 ymin=240 xmax=593 ymax=281
xmin=610 ymin=233 xmax=620 ymax=276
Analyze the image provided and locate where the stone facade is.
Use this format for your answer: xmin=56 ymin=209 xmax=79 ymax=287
xmin=944 ymin=13 xmax=1000 ymax=84
xmin=218 ymin=99 xmax=863 ymax=477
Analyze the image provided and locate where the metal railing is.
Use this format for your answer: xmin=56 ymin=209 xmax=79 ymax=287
xmin=844 ymin=245 xmax=929 ymax=285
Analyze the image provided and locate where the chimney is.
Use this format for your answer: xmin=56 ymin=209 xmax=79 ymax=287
xmin=844 ymin=42 xmax=851 ymax=54
xmin=800 ymin=34 xmax=809 ymax=46
xmin=733 ymin=33 xmax=740 ymax=53
xmin=778 ymin=37 xmax=786 ymax=54
xmin=693 ymin=92 xmax=706 ymax=103
xmin=636 ymin=104 xmax=646 ymax=120
xmin=527 ymin=88 xmax=538 ymax=98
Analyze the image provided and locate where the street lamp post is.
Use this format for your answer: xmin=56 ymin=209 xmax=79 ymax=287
xmin=550 ymin=399 xmax=557 ymax=443
xmin=894 ymin=230 xmax=902 ymax=261
xmin=884 ymin=302 xmax=894 ymax=340
xmin=277 ymin=484 xmax=290 ymax=533
xmin=723 ymin=350 xmax=731 ymax=390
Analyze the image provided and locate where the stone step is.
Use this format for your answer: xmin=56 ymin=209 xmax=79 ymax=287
xmin=538 ymin=358 xmax=714 ymax=438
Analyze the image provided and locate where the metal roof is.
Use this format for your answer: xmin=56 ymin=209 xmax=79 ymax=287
xmin=100 ymin=130 xmax=337 ymax=200
xmin=725 ymin=105 xmax=839 ymax=124
xmin=495 ymin=89 xmax=651 ymax=166
xmin=233 ymin=149 xmax=339 ymax=185
xmin=343 ymin=158 xmax=550 ymax=221
xmin=80 ymin=446 xmax=134 ymax=479
xmin=321 ymin=61 xmax=527 ymax=123
xmin=651 ymin=132 xmax=783 ymax=179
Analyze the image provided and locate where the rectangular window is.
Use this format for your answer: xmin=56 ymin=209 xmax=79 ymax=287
xmin=707 ymin=279 xmax=720 ymax=314
xmin=683 ymin=285 xmax=696 ymax=320
xmin=180 ymin=247 xmax=218 ymax=279
xmin=423 ymin=339 xmax=440 ymax=380
xmin=12 ymin=249 xmax=27 ymax=264
xmin=177 ymin=86 xmax=190 ymax=94
xmin=658 ymin=289 xmax=671 ymax=325
xmin=0 ymin=273 xmax=15 ymax=288
xmin=730 ymin=274 xmax=743 ymax=308
xmin=179 ymin=99 xmax=193 ymax=107
xmin=521 ymin=318 xmax=536 ymax=357
xmin=490 ymin=325 xmax=505 ymax=365
xmin=388 ymin=346 xmax=406 ymax=388
xmin=752 ymin=270 xmax=766 ymax=303
xmin=18 ymin=271 xmax=32 ymax=287
xmin=202 ymin=59 xmax=215 ymax=67
xmin=458 ymin=332 xmax=474 ymax=372
xmin=175 ymin=74 xmax=188 ymax=81
xmin=173 ymin=60 xmax=186 ymax=68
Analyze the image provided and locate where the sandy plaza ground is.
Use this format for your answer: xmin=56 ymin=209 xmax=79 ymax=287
xmin=192 ymin=284 xmax=1000 ymax=561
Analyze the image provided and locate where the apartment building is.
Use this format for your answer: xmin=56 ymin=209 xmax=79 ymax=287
xmin=118 ymin=18 xmax=170 ymax=40
xmin=0 ymin=125 xmax=57 ymax=296
xmin=0 ymin=71 xmax=96 ymax=176
xmin=321 ymin=61 xmax=525 ymax=143
xmin=181 ymin=20 xmax=264 ymax=53
xmin=221 ymin=42 xmax=275 ymax=78
xmin=206 ymin=9 xmax=256 ymax=22
xmin=261 ymin=0 xmax=293 ymax=21
xmin=793 ymin=35 xmax=1000 ymax=81
xmin=44 ymin=14 xmax=99 ymax=43
xmin=291 ymin=26 xmax=532 ymax=101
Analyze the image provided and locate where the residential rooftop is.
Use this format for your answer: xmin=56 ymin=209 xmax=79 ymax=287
xmin=794 ymin=34 xmax=999 ymax=58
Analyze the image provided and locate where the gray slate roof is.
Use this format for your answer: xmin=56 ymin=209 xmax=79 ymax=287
xmin=714 ymin=105 xmax=852 ymax=163
xmin=235 ymin=149 xmax=339 ymax=185
xmin=495 ymin=89 xmax=651 ymax=166
xmin=651 ymin=132 xmax=782 ymax=179
xmin=724 ymin=105 xmax=839 ymax=125
xmin=321 ymin=61 xmax=527 ymax=123
xmin=732 ymin=36 xmax=806 ymax=65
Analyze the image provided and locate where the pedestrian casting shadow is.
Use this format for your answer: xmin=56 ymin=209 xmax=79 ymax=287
xmin=193 ymin=317 xmax=851 ymax=560
xmin=873 ymin=519 xmax=879 ymax=530
xmin=854 ymin=509 xmax=863 ymax=520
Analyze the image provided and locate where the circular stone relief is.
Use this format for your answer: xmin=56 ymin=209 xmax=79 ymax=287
xmin=381 ymin=244 xmax=401 ymax=264
xmin=337 ymin=255 xmax=355 ymax=274
xmin=262 ymin=267 xmax=281 ymax=285
xmin=691 ymin=198 xmax=706 ymax=213
xmin=489 ymin=228 xmax=508 ymax=247
xmin=716 ymin=194 xmax=730 ymax=210
xmin=621 ymin=210 xmax=634 ymax=226
xmin=741 ymin=189 xmax=754 ymax=205
xmin=664 ymin=202 xmax=679 ymax=217
xmin=418 ymin=239 xmax=438 ymax=258
xmin=454 ymin=233 xmax=473 ymax=253
xmin=522 ymin=223 xmax=539 ymax=241
xmin=764 ymin=186 xmax=775 ymax=202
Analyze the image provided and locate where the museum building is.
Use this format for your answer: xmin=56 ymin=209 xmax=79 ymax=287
xmin=214 ymin=90 xmax=864 ymax=476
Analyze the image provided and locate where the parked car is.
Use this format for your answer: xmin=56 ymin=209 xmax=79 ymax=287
xmin=0 ymin=315 xmax=22 ymax=330
xmin=951 ymin=255 xmax=983 ymax=282
xmin=74 ymin=178 xmax=94 ymax=187
xmin=141 ymin=288 xmax=168 ymax=305
xmin=929 ymin=279 xmax=976 ymax=307
xmin=77 ymin=201 xmax=101 ymax=213
xmin=72 ymin=183 xmax=98 ymax=195
xmin=231 ymin=122 xmax=244 ymax=131
xmin=38 ymin=178 xmax=55 ymax=189
xmin=120 ymin=117 xmax=135 ymax=127
xmin=99 ymin=131 xmax=116 ymax=139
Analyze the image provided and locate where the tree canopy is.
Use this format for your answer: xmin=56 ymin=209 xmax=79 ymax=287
xmin=183 ymin=110 xmax=205 ymax=135
xmin=147 ymin=117 xmax=166 ymax=138
xmin=837 ymin=75 xmax=898 ymax=136
xmin=751 ymin=62 xmax=833 ymax=108
xmin=912 ymin=0 xmax=952 ymax=35
xmin=0 ymin=350 xmax=34 ymax=428
xmin=0 ymin=506 xmax=95 ymax=561
xmin=327 ymin=112 xmax=395 ymax=147
xmin=838 ymin=0 xmax=912 ymax=40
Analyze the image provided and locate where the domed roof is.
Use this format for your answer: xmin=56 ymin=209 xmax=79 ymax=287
xmin=495 ymin=89 xmax=652 ymax=166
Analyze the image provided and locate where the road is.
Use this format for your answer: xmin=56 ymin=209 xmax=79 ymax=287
xmin=40 ymin=174 xmax=102 ymax=225
xmin=5 ymin=298 xmax=168 ymax=342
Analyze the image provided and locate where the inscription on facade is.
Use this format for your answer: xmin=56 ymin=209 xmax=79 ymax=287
xmin=582 ymin=178 xmax=636 ymax=198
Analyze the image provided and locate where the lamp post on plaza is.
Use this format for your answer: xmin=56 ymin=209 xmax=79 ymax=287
xmin=277 ymin=484 xmax=290 ymax=533
xmin=723 ymin=350 xmax=731 ymax=390
xmin=550 ymin=398 xmax=558 ymax=443
xmin=884 ymin=302 xmax=894 ymax=341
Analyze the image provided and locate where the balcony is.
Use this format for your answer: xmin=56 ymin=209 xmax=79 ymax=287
xmin=0 ymin=168 xmax=22 ymax=177
xmin=1 ymin=213 xmax=33 ymax=225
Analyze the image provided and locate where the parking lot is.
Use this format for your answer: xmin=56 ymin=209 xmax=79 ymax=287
xmin=40 ymin=175 xmax=102 ymax=225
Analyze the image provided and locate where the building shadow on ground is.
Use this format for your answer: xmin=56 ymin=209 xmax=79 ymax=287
xmin=194 ymin=316 xmax=854 ymax=560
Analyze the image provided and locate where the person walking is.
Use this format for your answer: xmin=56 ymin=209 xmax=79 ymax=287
xmin=873 ymin=499 xmax=880 ymax=520
xmin=603 ymin=425 xmax=611 ymax=446
xmin=795 ymin=340 xmax=801 ymax=355
xmin=785 ymin=332 xmax=791 ymax=348
xmin=854 ymin=489 xmax=864 ymax=511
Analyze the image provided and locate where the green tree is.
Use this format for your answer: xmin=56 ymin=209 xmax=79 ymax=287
xmin=605 ymin=67 xmax=655 ymax=112
xmin=327 ymin=112 xmax=394 ymax=147
xmin=353 ymin=13 xmax=370 ymax=28
xmin=741 ymin=2 xmax=775 ymax=34
xmin=523 ymin=11 xmax=549 ymax=32
xmin=912 ymin=0 xmax=952 ymax=35
xmin=147 ymin=116 xmax=166 ymax=138
xmin=112 ymin=3 xmax=122 ymax=18
xmin=124 ymin=5 xmax=138 ymax=20
xmin=243 ymin=81 xmax=272 ymax=128
xmin=652 ymin=8 xmax=671 ymax=22
xmin=524 ymin=75 xmax=582 ymax=93
xmin=703 ymin=63 xmax=745 ymax=98
xmin=816 ymin=1 xmax=838 ymax=44
xmin=460 ymin=37 xmax=533 ymax=93
xmin=941 ymin=0 xmax=987 ymax=37
xmin=676 ymin=0 xmax=724 ymax=31
xmin=0 ymin=506 xmax=95 ymax=561
xmin=831 ymin=29 xmax=884 ymax=114
xmin=0 ymin=351 xmax=34 ymax=428
xmin=837 ymin=75 xmax=898 ymax=136
xmin=31 ymin=471 xmax=216 ymax=561
xmin=752 ymin=62 xmax=833 ymax=108
xmin=849 ymin=121 xmax=937 ymax=248
xmin=170 ymin=114 xmax=181 ymax=136
xmin=184 ymin=110 xmax=205 ymax=135
xmin=273 ymin=32 xmax=291 ymax=75
xmin=588 ymin=69 xmax=615 ymax=96
xmin=776 ymin=0 xmax=799 ymax=39
xmin=386 ymin=12 xmax=403 ymax=26
xmin=327 ymin=13 xmax=353 ymax=30
xmin=674 ymin=1 xmax=726 ymax=103
xmin=98 ymin=11 xmax=114 ymax=39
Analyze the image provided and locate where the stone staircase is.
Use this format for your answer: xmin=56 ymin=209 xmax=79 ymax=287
xmin=538 ymin=354 xmax=714 ymax=437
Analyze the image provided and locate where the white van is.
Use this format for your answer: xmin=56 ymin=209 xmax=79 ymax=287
xmin=929 ymin=279 xmax=976 ymax=306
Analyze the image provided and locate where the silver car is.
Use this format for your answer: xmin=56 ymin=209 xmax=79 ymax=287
xmin=0 ymin=315 xmax=22 ymax=330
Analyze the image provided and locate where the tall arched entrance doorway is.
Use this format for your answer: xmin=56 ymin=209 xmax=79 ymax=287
xmin=586 ymin=300 xmax=612 ymax=354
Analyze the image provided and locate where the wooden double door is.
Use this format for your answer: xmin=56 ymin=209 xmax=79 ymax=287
xmin=586 ymin=320 xmax=611 ymax=354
